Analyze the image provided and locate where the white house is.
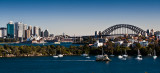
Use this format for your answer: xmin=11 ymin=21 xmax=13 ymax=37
xmin=94 ymin=40 xmax=103 ymax=47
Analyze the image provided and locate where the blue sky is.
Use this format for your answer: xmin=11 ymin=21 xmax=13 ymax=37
xmin=0 ymin=0 xmax=160 ymax=36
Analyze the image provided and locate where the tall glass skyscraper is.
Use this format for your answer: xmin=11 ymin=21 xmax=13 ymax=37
xmin=7 ymin=21 xmax=14 ymax=38
xmin=15 ymin=22 xmax=23 ymax=38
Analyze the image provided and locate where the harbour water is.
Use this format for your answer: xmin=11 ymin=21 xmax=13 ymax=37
xmin=0 ymin=42 xmax=82 ymax=47
xmin=0 ymin=56 xmax=160 ymax=73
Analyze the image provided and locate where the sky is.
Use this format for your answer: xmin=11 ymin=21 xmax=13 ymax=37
xmin=0 ymin=0 xmax=160 ymax=36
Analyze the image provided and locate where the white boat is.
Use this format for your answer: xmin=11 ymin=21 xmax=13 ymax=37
xmin=53 ymin=49 xmax=58 ymax=58
xmin=86 ymin=56 xmax=90 ymax=59
xmin=136 ymin=49 xmax=143 ymax=60
xmin=58 ymin=48 xmax=63 ymax=57
xmin=123 ymin=49 xmax=128 ymax=57
xmin=81 ymin=54 xmax=88 ymax=57
xmin=53 ymin=55 xmax=58 ymax=58
xmin=58 ymin=54 xmax=63 ymax=57
xmin=118 ymin=55 xmax=123 ymax=59
xmin=153 ymin=49 xmax=157 ymax=59
xmin=96 ymin=48 xmax=111 ymax=61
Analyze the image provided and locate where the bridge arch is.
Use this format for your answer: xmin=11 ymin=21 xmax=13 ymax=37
xmin=102 ymin=24 xmax=146 ymax=35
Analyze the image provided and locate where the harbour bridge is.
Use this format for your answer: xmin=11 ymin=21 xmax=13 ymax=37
xmin=102 ymin=24 xmax=146 ymax=36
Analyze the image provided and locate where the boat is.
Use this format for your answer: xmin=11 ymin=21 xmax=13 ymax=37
xmin=118 ymin=48 xmax=123 ymax=59
xmin=118 ymin=55 xmax=123 ymax=59
xmin=53 ymin=49 xmax=58 ymax=58
xmin=86 ymin=56 xmax=90 ymax=59
xmin=54 ymin=42 xmax=60 ymax=44
xmin=96 ymin=55 xmax=111 ymax=61
xmin=136 ymin=49 xmax=142 ymax=60
xmin=81 ymin=52 xmax=88 ymax=57
xmin=58 ymin=48 xmax=63 ymax=57
xmin=123 ymin=49 xmax=128 ymax=57
xmin=96 ymin=48 xmax=111 ymax=61
xmin=153 ymin=49 xmax=157 ymax=59
xmin=58 ymin=54 xmax=63 ymax=57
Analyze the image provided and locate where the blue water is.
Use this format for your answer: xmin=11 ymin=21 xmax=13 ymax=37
xmin=0 ymin=42 xmax=81 ymax=47
xmin=0 ymin=56 xmax=160 ymax=73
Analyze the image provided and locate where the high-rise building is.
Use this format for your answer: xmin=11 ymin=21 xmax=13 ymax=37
xmin=44 ymin=29 xmax=49 ymax=37
xmin=23 ymin=24 xmax=27 ymax=38
xmin=7 ymin=21 xmax=14 ymax=38
xmin=146 ymin=29 xmax=150 ymax=36
xmin=95 ymin=31 xmax=97 ymax=38
xmin=0 ymin=27 xmax=7 ymax=38
xmin=28 ymin=25 xmax=32 ymax=35
xmin=25 ymin=29 xmax=31 ymax=39
xmin=33 ymin=26 xmax=39 ymax=36
xmin=41 ymin=31 xmax=44 ymax=37
xmin=39 ymin=27 xmax=41 ymax=37
xmin=15 ymin=22 xmax=23 ymax=38
xmin=151 ymin=29 xmax=154 ymax=36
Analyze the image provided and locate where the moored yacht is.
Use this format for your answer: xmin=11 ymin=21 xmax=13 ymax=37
xmin=123 ymin=49 xmax=128 ymax=57
xmin=153 ymin=49 xmax=157 ymax=59
xmin=118 ymin=55 xmax=123 ymax=59
xmin=58 ymin=48 xmax=63 ymax=57
xmin=53 ymin=49 xmax=58 ymax=58
xmin=58 ymin=54 xmax=63 ymax=57
xmin=96 ymin=48 xmax=111 ymax=61
xmin=136 ymin=49 xmax=142 ymax=60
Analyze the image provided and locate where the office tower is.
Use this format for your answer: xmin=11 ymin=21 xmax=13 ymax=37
xmin=28 ymin=25 xmax=32 ymax=35
xmin=7 ymin=21 xmax=14 ymax=38
xmin=41 ymin=31 xmax=44 ymax=37
xmin=15 ymin=22 xmax=23 ymax=38
xmin=0 ymin=27 xmax=7 ymax=38
xmin=39 ymin=27 xmax=41 ymax=37
xmin=25 ymin=29 xmax=31 ymax=39
xmin=99 ymin=31 xmax=102 ymax=38
xmin=33 ymin=26 xmax=39 ymax=36
xmin=23 ymin=24 xmax=27 ymax=38
xmin=151 ymin=29 xmax=154 ymax=35
xmin=95 ymin=31 xmax=97 ymax=38
xmin=146 ymin=29 xmax=150 ymax=36
xmin=44 ymin=29 xmax=49 ymax=37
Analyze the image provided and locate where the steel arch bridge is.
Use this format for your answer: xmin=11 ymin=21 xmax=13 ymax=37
xmin=102 ymin=24 xmax=146 ymax=35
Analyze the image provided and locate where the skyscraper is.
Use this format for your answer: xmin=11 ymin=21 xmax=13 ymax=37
xmin=25 ymin=29 xmax=31 ymax=39
xmin=0 ymin=27 xmax=7 ymax=38
xmin=44 ymin=29 xmax=49 ymax=37
xmin=33 ymin=26 xmax=39 ymax=36
xmin=28 ymin=25 xmax=32 ymax=35
xmin=39 ymin=27 xmax=41 ymax=37
xmin=23 ymin=24 xmax=27 ymax=38
xmin=7 ymin=21 xmax=14 ymax=38
xmin=15 ymin=22 xmax=23 ymax=38
xmin=41 ymin=31 xmax=44 ymax=37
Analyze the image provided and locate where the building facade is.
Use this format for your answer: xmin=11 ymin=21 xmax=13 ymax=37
xmin=7 ymin=21 xmax=14 ymax=38
xmin=44 ymin=29 xmax=49 ymax=37
xmin=28 ymin=25 xmax=32 ymax=35
xmin=23 ymin=24 xmax=27 ymax=38
xmin=33 ymin=26 xmax=39 ymax=36
xmin=25 ymin=29 xmax=31 ymax=39
xmin=0 ymin=27 xmax=7 ymax=38
xmin=15 ymin=22 xmax=23 ymax=38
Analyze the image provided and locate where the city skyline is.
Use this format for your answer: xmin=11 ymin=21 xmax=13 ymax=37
xmin=0 ymin=0 xmax=160 ymax=36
